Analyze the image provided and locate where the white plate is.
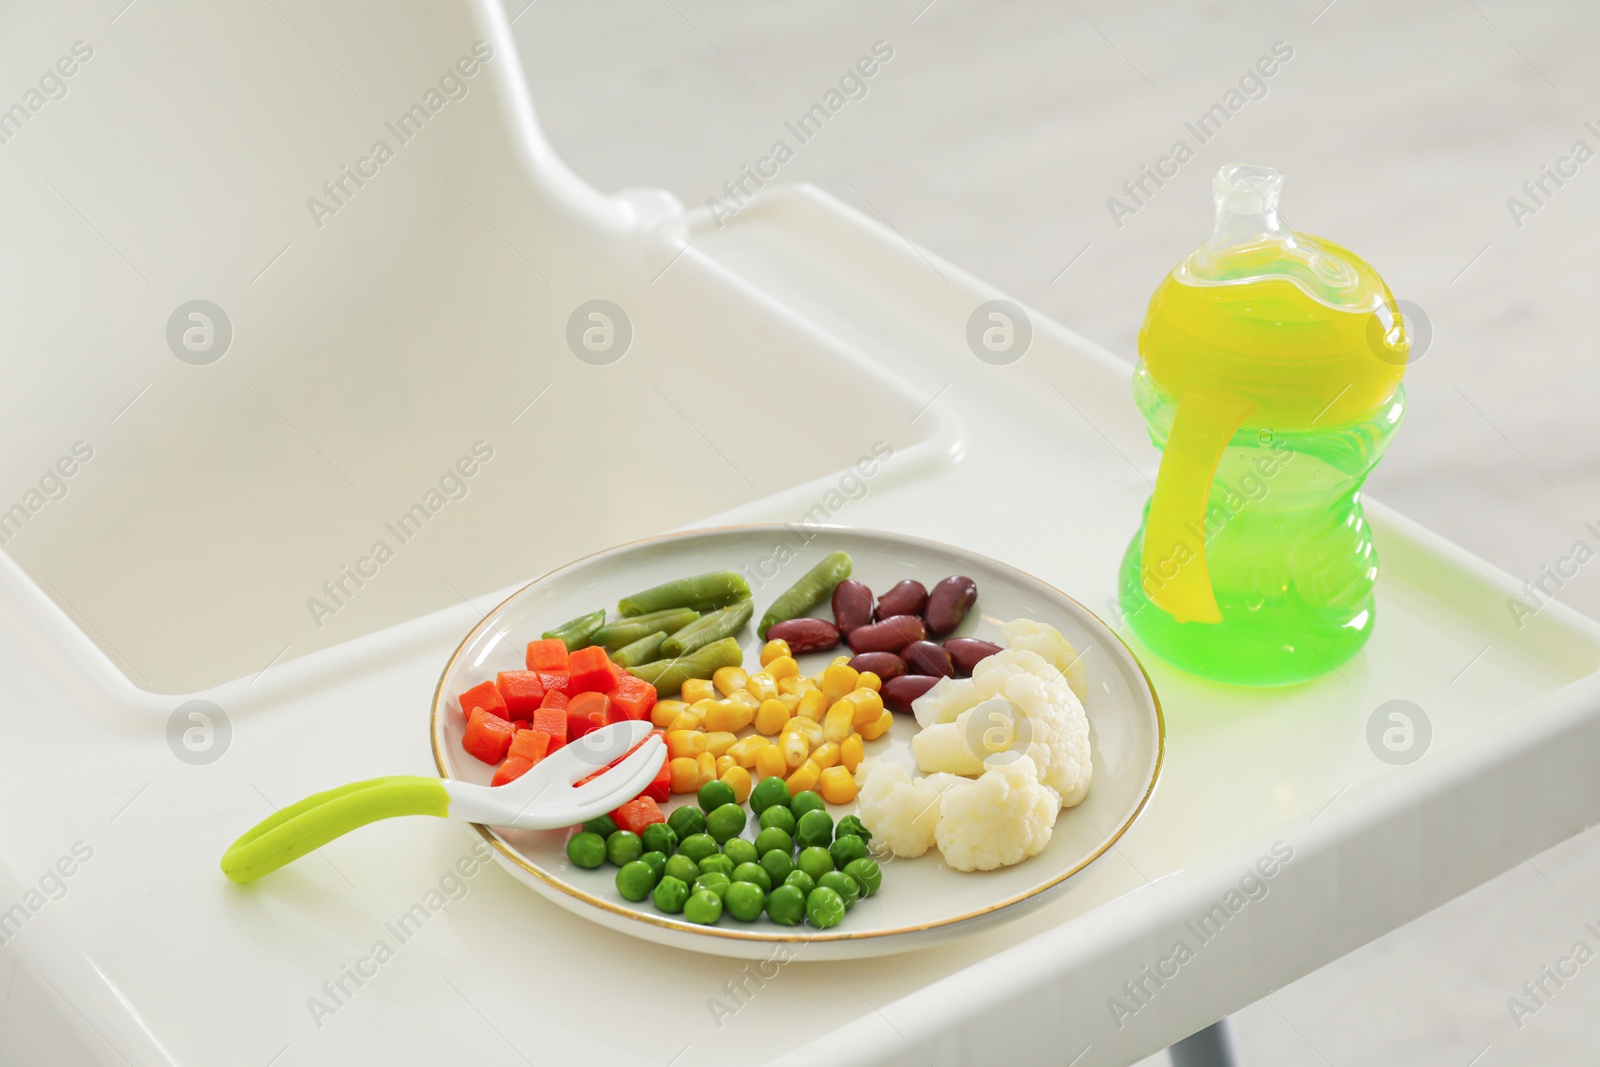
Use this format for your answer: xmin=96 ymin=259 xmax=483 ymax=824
xmin=430 ymin=526 xmax=1163 ymax=959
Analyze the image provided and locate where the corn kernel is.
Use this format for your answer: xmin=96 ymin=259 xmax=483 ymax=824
xmin=715 ymin=753 xmax=737 ymax=777
xmin=818 ymin=765 xmax=859 ymax=805
xmin=785 ymin=759 xmax=822 ymax=795
xmin=669 ymin=756 xmax=700 ymax=793
xmin=830 ymin=655 xmax=851 ymax=668
xmin=726 ymin=690 xmax=760 ymax=711
xmin=823 ymin=700 xmax=856 ymax=743
xmin=786 ymin=715 xmax=823 ymax=746
xmin=777 ymin=692 xmax=801 ymax=713
xmin=811 ymin=740 xmax=841 ymax=769
xmin=705 ymin=700 xmax=754 ymax=734
xmin=759 ymin=639 xmax=791 ymax=667
xmin=681 ymin=678 xmax=716 ymax=704
xmin=712 ymin=666 xmax=749 ymax=697
xmin=821 ymin=664 xmax=859 ymax=704
xmin=797 ymin=689 xmax=828 ymax=722
xmin=856 ymin=671 xmax=882 ymax=692
xmin=727 ymin=734 xmax=768 ymax=767
xmin=666 ymin=730 xmax=707 ymax=759
xmin=755 ymin=744 xmax=787 ymax=780
xmin=667 ymin=712 xmax=701 ymax=733
xmin=777 ymin=676 xmax=801 ymax=696
xmin=705 ymin=731 xmax=738 ymax=758
xmin=721 ymin=765 xmax=753 ymax=804
xmin=850 ymin=688 xmax=885 ymax=726
xmin=754 ymin=698 xmax=790 ymax=736
xmin=781 ymin=730 xmax=811 ymax=770
xmin=859 ymin=708 xmax=894 ymax=741
xmin=766 ymin=655 xmax=799 ymax=681
xmin=840 ymin=733 xmax=865 ymax=772
xmin=696 ymin=751 xmax=716 ymax=787
xmin=791 ymin=676 xmax=819 ymax=695
xmin=650 ymin=699 xmax=687 ymax=729
xmin=746 ymin=672 xmax=779 ymax=702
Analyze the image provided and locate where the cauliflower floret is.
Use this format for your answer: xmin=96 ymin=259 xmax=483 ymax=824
xmin=935 ymin=754 xmax=1059 ymax=871
xmin=912 ymin=675 xmax=978 ymax=729
xmin=854 ymin=760 xmax=963 ymax=858
xmin=1000 ymin=618 xmax=1087 ymax=705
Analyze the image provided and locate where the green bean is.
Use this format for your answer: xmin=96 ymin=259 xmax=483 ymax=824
xmin=593 ymin=608 xmax=700 ymax=652
xmin=660 ymin=600 xmax=753 ymax=658
xmin=618 ymin=570 xmax=751 ymax=617
xmin=543 ymin=609 xmax=606 ymax=652
xmin=626 ymin=638 xmax=743 ymax=696
xmin=757 ymin=551 xmax=852 ymax=638
xmin=609 ymin=631 xmax=669 ymax=668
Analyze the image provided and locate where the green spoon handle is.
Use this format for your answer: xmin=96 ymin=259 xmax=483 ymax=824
xmin=221 ymin=775 xmax=449 ymax=884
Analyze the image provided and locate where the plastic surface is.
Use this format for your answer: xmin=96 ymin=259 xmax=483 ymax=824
xmin=1122 ymin=164 xmax=1410 ymax=684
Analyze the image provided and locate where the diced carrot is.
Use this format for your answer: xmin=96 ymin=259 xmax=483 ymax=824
xmin=463 ymin=707 xmax=516 ymax=764
xmin=491 ymin=755 xmax=534 ymax=787
xmin=611 ymin=796 xmax=666 ymax=835
xmin=531 ymin=705 xmax=566 ymax=749
xmin=566 ymin=646 xmax=617 ymax=695
xmin=496 ymin=671 xmax=546 ymax=719
xmin=539 ymin=671 xmax=571 ymax=696
xmin=609 ymin=673 xmax=657 ymax=721
xmin=539 ymin=690 xmax=569 ymax=712
xmin=642 ymin=760 xmax=671 ymax=803
xmin=509 ymin=729 xmax=552 ymax=764
xmin=525 ymin=638 xmax=569 ymax=673
xmin=458 ymin=680 xmax=508 ymax=721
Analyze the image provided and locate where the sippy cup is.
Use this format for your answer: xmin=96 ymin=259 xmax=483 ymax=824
xmin=1118 ymin=163 xmax=1410 ymax=686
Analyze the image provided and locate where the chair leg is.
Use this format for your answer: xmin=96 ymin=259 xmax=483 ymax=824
xmin=1167 ymin=1017 xmax=1241 ymax=1067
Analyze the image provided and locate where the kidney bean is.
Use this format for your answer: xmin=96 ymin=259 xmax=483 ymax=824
xmin=882 ymin=674 xmax=941 ymax=714
xmin=831 ymin=580 xmax=875 ymax=635
xmin=847 ymin=652 xmax=906 ymax=682
xmin=874 ymin=579 xmax=928 ymax=621
xmin=764 ymin=617 xmax=840 ymax=654
xmin=846 ymin=614 xmax=926 ymax=654
xmin=924 ymin=576 xmax=978 ymax=636
xmin=900 ymin=640 xmax=954 ymax=678
xmin=944 ymin=637 xmax=1002 ymax=675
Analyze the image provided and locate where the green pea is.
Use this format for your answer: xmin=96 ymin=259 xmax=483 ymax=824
xmin=844 ymin=857 xmax=882 ymax=897
xmin=817 ymin=870 xmax=859 ymax=909
xmin=678 ymin=833 xmax=719 ymax=864
xmin=639 ymin=851 xmax=667 ymax=878
xmin=760 ymin=849 xmax=795 ymax=886
xmin=835 ymin=814 xmax=872 ymax=842
xmin=615 ymin=860 xmax=658 ymax=902
xmin=732 ymin=861 xmax=772 ymax=893
xmin=749 ymin=776 xmax=791 ymax=815
xmin=790 ymin=790 xmax=826 ymax=819
xmin=754 ymin=827 xmax=793 ymax=857
xmin=805 ymin=886 xmax=846 ymax=929
xmin=684 ymin=888 xmax=723 ymax=925
xmin=722 ymin=838 xmax=758 ymax=867
xmin=641 ymin=823 xmax=678 ymax=856
xmin=829 ymin=834 xmax=869 ymax=870
xmin=796 ymin=809 xmax=834 ymax=850
xmin=706 ymin=803 xmax=748 ymax=843
xmin=693 ymin=871 xmax=731 ymax=901
xmin=797 ymin=846 xmax=834 ymax=882
xmin=783 ymin=869 xmax=815 ymax=896
xmin=724 ymin=880 xmax=766 ymax=922
xmin=663 ymin=854 xmax=699 ymax=884
xmin=758 ymin=806 xmax=797 ymax=835
xmin=765 ymin=884 xmax=806 ymax=925
xmin=605 ymin=831 xmax=643 ymax=867
xmin=565 ymin=832 xmax=607 ymax=869
xmin=583 ymin=814 xmax=618 ymax=838
xmin=653 ymin=874 xmax=690 ymax=913
xmin=698 ymin=853 xmax=734 ymax=878
xmin=698 ymin=780 xmax=736 ymax=812
xmin=668 ymin=805 xmax=707 ymax=839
